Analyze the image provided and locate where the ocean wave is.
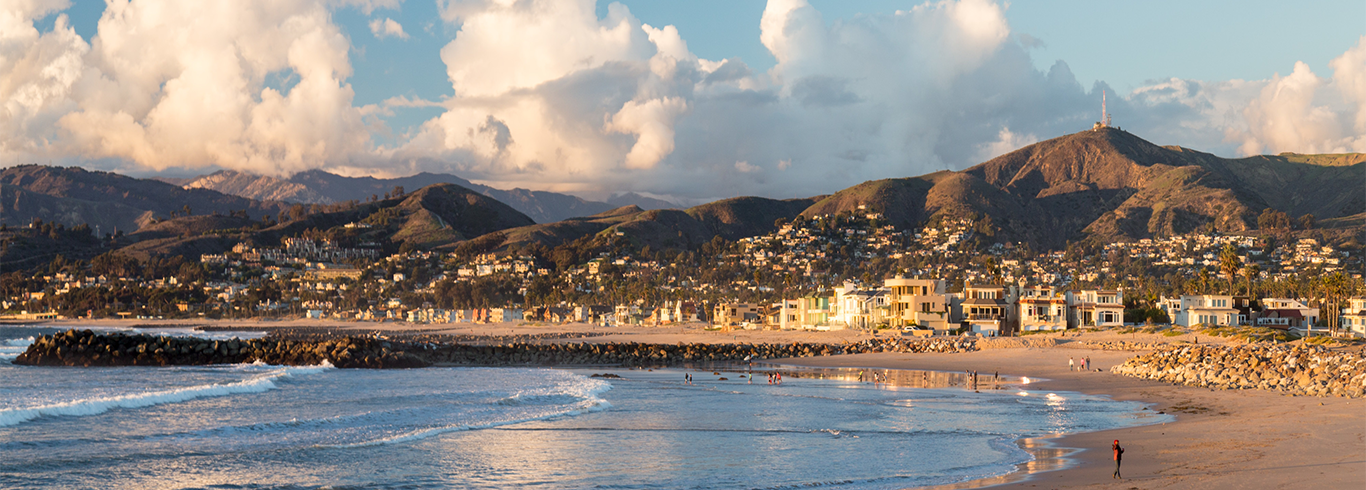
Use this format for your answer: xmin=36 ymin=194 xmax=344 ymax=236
xmin=324 ymin=374 xmax=613 ymax=449
xmin=6 ymin=336 xmax=34 ymax=347
xmin=0 ymin=362 xmax=334 ymax=427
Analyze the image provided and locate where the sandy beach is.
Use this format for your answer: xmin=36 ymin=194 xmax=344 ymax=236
xmin=19 ymin=318 xmax=1366 ymax=488
xmin=780 ymin=344 xmax=1365 ymax=489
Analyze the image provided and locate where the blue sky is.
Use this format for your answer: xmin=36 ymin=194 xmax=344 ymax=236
xmin=11 ymin=0 xmax=1366 ymax=201
xmin=43 ymin=0 xmax=1356 ymax=140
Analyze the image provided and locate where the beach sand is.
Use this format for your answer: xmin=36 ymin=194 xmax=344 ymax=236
xmin=22 ymin=318 xmax=1366 ymax=488
xmin=782 ymin=347 xmax=1365 ymax=489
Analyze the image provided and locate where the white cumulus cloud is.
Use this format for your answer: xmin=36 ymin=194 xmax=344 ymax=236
xmin=369 ymin=17 xmax=408 ymax=39
xmin=0 ymin=0 xmax=1362 ymax=204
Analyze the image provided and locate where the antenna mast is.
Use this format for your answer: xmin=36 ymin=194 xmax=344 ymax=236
xmin=1101 ymin=90 xmax=1111 ymax=128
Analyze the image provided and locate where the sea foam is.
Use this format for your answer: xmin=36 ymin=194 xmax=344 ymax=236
xmin=324 ymin=374 xmax=612 ymax=449
xmin=0 ymin=362 xmax=334 ymax=427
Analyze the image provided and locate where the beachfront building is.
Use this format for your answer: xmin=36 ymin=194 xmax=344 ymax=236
xmin=652 ymin=300 xmax=699 ymax=325
xmin=1342 ymin=297 xmax=1366 ymax=338
xmin=1066 ymin=290 xmax=1124 ymax=328
xmin=714 ymin=303 xmax=762 ymax=327
xmin=489 ymin=308 xmax=523 ymax=323
xmin=1017 ymin=285 xmax=1067 ymax=331
xmin=958 ymin=283 xmax=1013 ymax=336
xmin=832 ymin=282 xmax=888 ymax=329
xmin=1164 ymin=295 xmax=1240 ymax=327
xmin=614 ymin=305 xmax=643 ymax=325
xmin=885 ymin=277 xmax=953 ymax=332
xmin=792 ymin=294 xmax=839 ymax=330
xmin=1257 ymin=298 xmax=1320 ymax=336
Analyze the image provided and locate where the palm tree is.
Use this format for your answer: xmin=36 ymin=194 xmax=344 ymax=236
xmin=1241 ymin=264 xmax=1260 ymax=296
xmin=1218 ymin=244 xmax=1240 ymax=295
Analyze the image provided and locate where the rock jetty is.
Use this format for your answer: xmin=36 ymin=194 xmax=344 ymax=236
xmin=413 ymin=337 xmax=977 ymax=366
xmin=11 ymin=330 xmax=979 ymax=369
xmin=1067 ymin=340 xmax=1162 ymax=351
xmin=1111 ymin=343 xmax=1366 ymax=398
xmin=12 ymin=329 xmax=428 ymax=369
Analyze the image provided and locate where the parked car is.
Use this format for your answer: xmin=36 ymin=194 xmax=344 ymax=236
xmin=901 ymin=325 xmax=934 ymax=338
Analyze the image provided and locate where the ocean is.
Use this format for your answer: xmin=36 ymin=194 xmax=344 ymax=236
xmin=0 ymin=326 xmax=1170 ymax=489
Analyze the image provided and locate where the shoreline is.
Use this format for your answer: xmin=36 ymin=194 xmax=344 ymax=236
xmin=780 ymin=349 xmax=1364 ymax=489
xmin=8 ymin=320 xmax=1364 ymax=488
xmin=750 ymin=361 xmax=1162 ymax=490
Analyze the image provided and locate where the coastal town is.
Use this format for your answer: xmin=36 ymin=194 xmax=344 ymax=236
xmin=5 ymin=210 xmax=1362 ymax=341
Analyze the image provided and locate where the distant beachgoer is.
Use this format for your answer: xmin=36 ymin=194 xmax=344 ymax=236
xmin=1069 ymin=357 xmax=1075 ymax=371
xmin=1112 ymin=440 xmax=1124 ymax=479
xmin=1085 ymin=356 xmax=1092 ymax=371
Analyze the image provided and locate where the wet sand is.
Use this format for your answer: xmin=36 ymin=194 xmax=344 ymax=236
xmin=781 ymin=348 xmax=1364 ymax=489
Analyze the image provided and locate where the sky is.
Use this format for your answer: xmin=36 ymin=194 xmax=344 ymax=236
xmin=3 ymin=0 xmax=1363 ymax=204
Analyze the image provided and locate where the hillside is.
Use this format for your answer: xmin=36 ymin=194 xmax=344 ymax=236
xmin=0 ymin=165 xmax=288 ymax=234
xmin=805 ymin=128 xmax=1363 ymax=247
xmin=487 ymin=196 xmax=821 ymax=251
xmin=505 ymin=128 xmax=1362 ymax=252
xmin=5 ymin=128 xmax=1356 ymax=264
xmin=109 ymin=183 xmax=535 ymax=261
xmin=179 ymin=169 xmax=618 ymax=224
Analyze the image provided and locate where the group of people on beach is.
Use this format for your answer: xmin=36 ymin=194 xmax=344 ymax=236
xmin=1068 ymin=356 xmax=1092 ymax=371
xmin=858 ymin=370 xmax=889 ymax=384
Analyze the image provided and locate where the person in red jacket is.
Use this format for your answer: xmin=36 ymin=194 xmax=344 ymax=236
xmin=1112 ymin=440 xmax=1125 ymax=479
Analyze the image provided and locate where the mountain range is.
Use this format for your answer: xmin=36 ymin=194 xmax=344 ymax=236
xmin=165 ymin=170 xmax=677 ymax=224
xmin=471 ymin=127 xmax=1363 ymax=252
xmin=0 ymin=128 xmax=1359 ymax=267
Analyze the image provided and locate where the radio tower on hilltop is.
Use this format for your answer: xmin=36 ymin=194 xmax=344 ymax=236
xmin=1093 ymin=90 xmax=1112 ymax=131
xmin=1102 ymin=90 xmax=1112 ymax=127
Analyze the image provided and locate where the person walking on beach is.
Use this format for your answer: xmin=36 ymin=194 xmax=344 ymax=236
xmin=1069 ymin=357 xmax=1075 ymax=371
xmin=1112 ymin=440 xmax=1124 ymax=479
xmin=1085 ymin=356 xmax=1092 ymax=371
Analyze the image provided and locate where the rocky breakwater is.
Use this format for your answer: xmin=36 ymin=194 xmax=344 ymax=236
xmin=1111 ymin=343 xmax=1366 ymax=398
xmin=418 ymin=337 xmax=977 ymax=366
xmin=1067 ymin=340 xmax=1162 ymax=351
xmin=12 ymin=329 xmax=428 ymax=368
